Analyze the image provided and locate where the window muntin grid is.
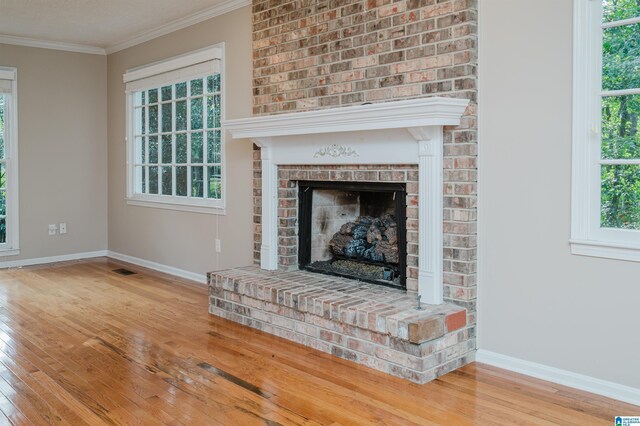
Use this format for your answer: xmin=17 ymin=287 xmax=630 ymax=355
xmin=132 ymin=73 xmax=222 ymax=202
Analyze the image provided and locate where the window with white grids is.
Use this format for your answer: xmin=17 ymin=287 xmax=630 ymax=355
xmin=124 ymin=46 xmax=224 ymax=214
xmin=572 ymin=0 xmax=640 ymax=261
xmin=0 ymin=67 xmax=19 ymax=256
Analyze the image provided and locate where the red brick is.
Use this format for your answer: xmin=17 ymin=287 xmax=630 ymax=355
xmin=445 ymin=311 xmax=466 ymax=333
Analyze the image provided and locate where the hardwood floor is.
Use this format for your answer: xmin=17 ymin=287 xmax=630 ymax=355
xmin=0 ymin=259 xmax=634 ymax=425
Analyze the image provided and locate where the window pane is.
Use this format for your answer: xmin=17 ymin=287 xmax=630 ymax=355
xmin=603 ymin=0 xmax=640 ymax=23
xmin=135 ymin=137 xmax=144 ymax=163
xmin=0 ymin=95 xmax=4 ymax=160
xmin=191 ymin=166 xmax=204 ymax=198
xmin=191 ymin=79 xmax=203 ymax=96
xmin=191 ymin=132 xmax=203 ymax=163
xmin=148 ymin=88 xmax=158 ymax=104
xmin=206 ymin=97 xmax=214 ymax=129
xmin=141 ymin=91 xmax=146 ymax=105
xmin=214 ymin=95 xmax=221 ymax=128
xmin=207 ymin=74 xmax=221 ymax=93
xmin=0 ymin=190 xmax=5 ymax=243
xmin=0 ymin=163 xmax=5 ymax=189
xmin=602 ymin=23 xmax=640 ymax=92
xmin=176 ymin=82 xmax=187 ymax=99
xmin=141 ymin=166 xmax=147 ymax=193
xmin=142 ymin=107 xmax=146 ymax=134
xmin=161 ymin=166 xmax=173 ymax=195
xmin=207 ymin=130 xmax=221 ymax=163
xmin=176 ymin=100 xmax=187 ymax=131
xmin=149 ymin=166 xmax=159 ymax=194
xmin=206 ymin=95 xmax=221 ymax=129
xmin=133 ymin=91 xmax=142 ymax=107
xmin=176 ymin=166 xmax=187 ymax=196
xmin=135 ymin=166 xmax=145 ymax=193
xmin=134 ymin=107 xmax=145 ymax=135
xmin=149 ymin=105 xmax=158 ymax=134
xmin=601 ymin=164 xmax=640 ymax=229
xmin=149 ymin=136 xmax=158 ymax=163
xmin=208 ymin=166 xmax=222 ymax=199
xmin=601 ymin=95 xmax=640 ymax=159
xmin=161 ymin=85 xmax=172 ymax=102
xmin=176 ymin=133 xmax=187 ymax=164
xmin=162 ymin=135 xmax=172 ymax=164
xmin=191 ymin=98 xmax=203 ymax=130
xmin=162 ymin=103 xmax=172 ymax=133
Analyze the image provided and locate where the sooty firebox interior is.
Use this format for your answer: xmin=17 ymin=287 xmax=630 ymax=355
xmin=298 ymin=181 xmax=406 ymax=290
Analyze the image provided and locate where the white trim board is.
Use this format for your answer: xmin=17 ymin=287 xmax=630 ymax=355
xmin=0 ymin=251 xmax=108 ymax=269
xmin=0 ymin=250 xmax=207 ymax=286
xmin=107 ymin=251 xmax=207 ymax=285
xmin=476 ymin=350 xmax=640 ymax=407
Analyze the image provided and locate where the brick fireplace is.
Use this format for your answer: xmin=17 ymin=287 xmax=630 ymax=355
xmin=211 ymin=98 xmax=474 ymax=383
xmin=209 ymin=0 xmax=478 ymax=384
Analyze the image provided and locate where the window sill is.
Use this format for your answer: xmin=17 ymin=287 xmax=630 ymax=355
xmin=570 ymin=239 xmax=640 ymax=262
xmin=126 ymin=198 xmax=226 ymax=215
xmin=0 ymin=249 xmax=20 ymax=258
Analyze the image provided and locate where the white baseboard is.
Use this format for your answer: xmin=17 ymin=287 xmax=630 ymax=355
xmin=0 ymin=249 xmax=207 ymax=285
xmin=0 ymin=250 xmax=108 ymax=269
xmin=476 ymin=349 xmax=640 ymax=407
xmin=107 ymin=251 xmax=207 ymax=284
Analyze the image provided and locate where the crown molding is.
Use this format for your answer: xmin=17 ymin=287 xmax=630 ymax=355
xmin=105 ymin=0 xmax=251 ymax=55
xmin=0 ymin=34 xmax=106 ymax=55
xmin=0 ymin=0 xmax=249 ymax=57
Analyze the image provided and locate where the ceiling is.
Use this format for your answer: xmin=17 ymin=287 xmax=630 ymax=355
xmin=0 ymin=0 xmax=247 ymax=53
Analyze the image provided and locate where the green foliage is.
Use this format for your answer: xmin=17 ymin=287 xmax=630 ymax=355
xmin=604 ymin=0 xmax=640 ymax=22
xmin=600 ymin=0 xmax=640 ymax=229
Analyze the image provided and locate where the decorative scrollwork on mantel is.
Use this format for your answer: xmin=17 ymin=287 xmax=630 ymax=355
xmin=313 ymin=144 xmax=359 ymax=158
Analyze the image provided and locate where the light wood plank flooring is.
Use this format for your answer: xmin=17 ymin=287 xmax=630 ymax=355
xmin=0 ymin=258 xmax=634 ymax=425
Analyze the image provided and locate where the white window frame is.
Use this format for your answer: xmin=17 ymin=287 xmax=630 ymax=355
xmin=123 ymin=44 xmax=226 ymax=215
xmin=0 ymin=67 xmax=19 ymax=257
xmin=571 ymin=0 xmax=640 ymax=261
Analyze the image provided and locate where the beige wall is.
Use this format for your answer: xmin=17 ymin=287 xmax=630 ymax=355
xmin=0 ymin=44 xmax=107 ymax=261
xmin=106 ymin=6 xmax=254 ymax=275
xmin=479 ymin=0 xmax=640 ymax=388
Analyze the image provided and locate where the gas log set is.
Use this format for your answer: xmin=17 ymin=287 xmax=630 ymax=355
xmin=298 ymin=182 xmax=407 ymax=288
xmin=329 ymin=214 xmax=399 ymax=264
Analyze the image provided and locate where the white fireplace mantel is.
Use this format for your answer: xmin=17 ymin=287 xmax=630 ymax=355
xmin=224 ymin=97 xmax=469 ymax=305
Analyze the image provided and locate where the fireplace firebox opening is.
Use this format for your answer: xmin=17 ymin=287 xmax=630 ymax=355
xmin=298 ymin=181 xmax=407 ymax=290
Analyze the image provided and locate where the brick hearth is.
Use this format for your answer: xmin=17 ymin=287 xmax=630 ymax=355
xmin=208 ymin=267 xmax=474 ymax=384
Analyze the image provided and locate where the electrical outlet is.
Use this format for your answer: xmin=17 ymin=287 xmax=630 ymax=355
xmin=215 ymin=239 xmax=221 ymax=253
xmin=48 ymin=224 xmax=58 ymax=236
xmin=59 ymin=223 xmax=67 ymax=234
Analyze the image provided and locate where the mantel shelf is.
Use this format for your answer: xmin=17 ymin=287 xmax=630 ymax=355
xmin=223 ymin=97 xmax=469 ymax=140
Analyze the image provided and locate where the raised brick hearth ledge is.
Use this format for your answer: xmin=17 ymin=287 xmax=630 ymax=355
xmin=208 ymin=267 xmax=475 ymax=383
